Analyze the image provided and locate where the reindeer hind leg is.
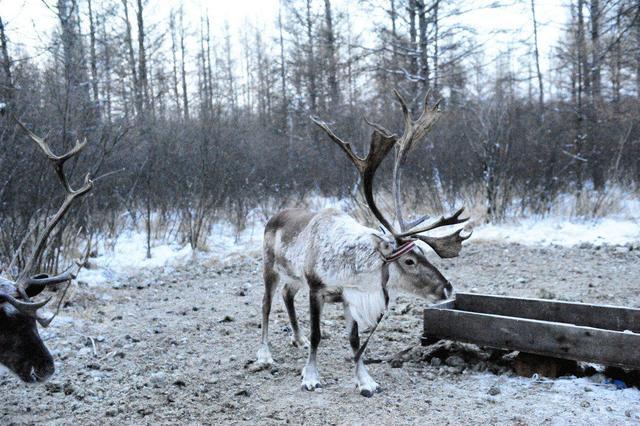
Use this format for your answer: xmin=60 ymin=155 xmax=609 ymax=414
xmin=257 ymin=258 xmax=278 ymax=366
xmin=282 ymin=281 xmax=308 ymax=348
xmin=301 ymin=286 xmax=324 ymax=391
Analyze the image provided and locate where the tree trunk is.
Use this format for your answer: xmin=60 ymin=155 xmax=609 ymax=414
xmin=179 ymin=7 xmax=189 ymax=120
xmin=136 ymin=0 xmax=148 ymax=114
xmin=636 ymin=0 xmax=640 ymax=98
xmin=87 ymin=0 xmax=100 ymax=107
xmin=589 ymin=0 xmax=604 ymax=190
xmin=223 ymin=23 xmax=237 ymax=113
xmin=205 ymin=14 xmax=214 ymax=115
xmin=306 ymin=0 xmax=317 ymax=114
xmin=122 ymin=0 xmax=140 ymax=116
xmin=433 ymin=0 xmax=439 ymax=94
xmin=324 ymin=0 xmax=340 ymax=106
xmin=417 ymin=0 xmax=429 ymax=96
xmin=390 ymin=0 xmax=398 ymax=65
xmin=408 ymin=0 xmax=418 ymax=81
xmin=575 ymin=0 xmax=588 ymax=195
xmin=590 ymin=0 xmax=601 ymax=102
xmin=611 ymin=7 xmax=622 ymax=111
xmin=0 ymin=16 xmax=14 ymax=103
xmin=530 ymin=0 xmax=544 ymax=120
xmin=169 ymin=11 xmax=182 ymax=117
xmin=278 ymin=1 xmax=288 ymax=131
xmin=100 ymin=17 xmax=113 ymax=123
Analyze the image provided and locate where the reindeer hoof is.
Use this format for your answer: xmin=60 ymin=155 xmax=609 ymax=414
xmin=301 ymin=365 xmax=321 ymax=391
xmin=256 ymin=346 xmax=274 ymax=366
xmin=301 ymin=382 xmax=322 ymax=391
xmin=291 ymin=336 xmax=309 ymax=348
xmin=357 ymin=382 xmax=382 ymax=397
xmin=360 ymin=388 xmax=374 ymax=397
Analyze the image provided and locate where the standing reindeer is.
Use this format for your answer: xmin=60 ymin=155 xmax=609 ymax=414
xmin=0 ymin=106 xmax=92 ymax=383
xmin=257 ymin=91 xmax=470 ymax=397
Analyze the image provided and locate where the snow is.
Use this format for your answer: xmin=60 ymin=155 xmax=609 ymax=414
xmin=76 ymin=191 xmax=640 ymax=286
xmin=77 ymin=212 xmax=639 ymax=288
xmin=470 ymin=372 xmax=639 ymax=422
xmin=472 ymin=189 xmax=640 ymax=246
xmin=67 ymin=199 xmax=639 ymax=418
xmin=77 ymin=220 xmax=265 ymax=287
xmin=473 ymin=217 xmax=640 ymax=247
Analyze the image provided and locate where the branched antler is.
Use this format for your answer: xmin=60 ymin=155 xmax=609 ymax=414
xmin=0 ymin=110 xmax=94 ymax=327
xmin=311 ymin=116 xmax=397 ymax=234
xmin=392 ymin=89 xmax=442 ymax=231
xmin=312 ymin=89 xmax=471 ymax=259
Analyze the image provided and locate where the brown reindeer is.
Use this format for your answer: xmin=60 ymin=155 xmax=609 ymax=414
xmin=257 ymin=91 xmax=470 ymax=396
xmin=0 ymin=106 xmax=92 ymax=383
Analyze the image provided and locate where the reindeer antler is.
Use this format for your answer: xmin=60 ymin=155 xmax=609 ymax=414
xmin=389 ymin=91 xmax=471 ymax=255
xmin=0 ymin=111 xmax=94 ymax=326
xmin=392 ymin=89 xmax=442 ymax=231
xmin=311 ymin=116 xmax=398 ymax=235
xmin=312 ymin=89 xmax=470 ymax=259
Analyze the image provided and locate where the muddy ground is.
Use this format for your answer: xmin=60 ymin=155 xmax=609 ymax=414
xmin=2 ymin=241 xmax=640 ymax=425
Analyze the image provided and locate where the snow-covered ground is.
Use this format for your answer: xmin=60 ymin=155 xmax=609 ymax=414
xmin=77 ymin=220 xmax=265 ymax=286
xmin=78 ymin=193 xmax=640 ymax=287
xmin=474 ymin=191 xmax=640 ymax=247
xmin=474 ymin=216 xmax=640 ymax=247
xmin=16 ymin=195 xmax=636 ymax=424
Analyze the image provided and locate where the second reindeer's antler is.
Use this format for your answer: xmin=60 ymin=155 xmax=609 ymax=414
xmin=0 ymin=108 xmax=93 ymax=327
xmin=311 ymin=89 xmax=471 ymax=259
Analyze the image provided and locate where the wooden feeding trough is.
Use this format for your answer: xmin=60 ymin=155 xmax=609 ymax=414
xmin=423 ymin=292 xmax=640 ymax=370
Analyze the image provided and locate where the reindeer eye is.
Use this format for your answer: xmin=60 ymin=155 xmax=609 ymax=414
xmin=404 ymin=259 xmax=415 ymax=266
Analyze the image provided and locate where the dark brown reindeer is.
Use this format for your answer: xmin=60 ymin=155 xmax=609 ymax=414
xmin=0 ymin=106 xmax=92 ymax=383
xmin=257 ymin=91 xmax=471 ymax=396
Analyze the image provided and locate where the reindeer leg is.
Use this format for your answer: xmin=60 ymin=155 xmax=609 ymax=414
xmin=257 ymin=265 xmax=278 ymax=366
xmin=282 ymin=281 xmax=308 ymax=348
xmin=345 ymin=306 xmax=381 ymax=397
xmin=301 ymin=289 xmax=323 ymax=391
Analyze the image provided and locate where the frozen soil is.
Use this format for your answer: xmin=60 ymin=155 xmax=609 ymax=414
xmin=2 ymin=241 xmax=640 ymax=425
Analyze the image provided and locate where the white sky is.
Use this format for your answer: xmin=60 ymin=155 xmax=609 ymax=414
xmin=0 ymin=0 xmax=569 ymax=90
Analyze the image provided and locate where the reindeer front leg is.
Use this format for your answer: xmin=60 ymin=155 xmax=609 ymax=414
xmin=345 ymin=307 xmax=382 ymax=397
xmin=301 ymin=289 xmax=324 ymax=391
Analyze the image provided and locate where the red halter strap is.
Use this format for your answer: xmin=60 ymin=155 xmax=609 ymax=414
xmin=382 ymin=240 xmax=416 ymax=263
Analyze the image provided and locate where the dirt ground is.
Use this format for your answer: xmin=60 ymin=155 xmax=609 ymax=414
xmin=2 ymin=240 xmax=640 ymax=425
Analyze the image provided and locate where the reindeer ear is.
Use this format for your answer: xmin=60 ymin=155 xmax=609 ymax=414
xmin=371 ymin=234 xmax=394 ymax=257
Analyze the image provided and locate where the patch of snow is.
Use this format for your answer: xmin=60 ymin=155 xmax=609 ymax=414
xmin=77 ymin=230 xmax=192 ymax=285
xmin=473 ymin=217 xmax=640 ymax=247
xmin=77 ymin=221 xmax=265 ymax=287
xmin=75 ymin=191 xmax=640 ymax=286
xmin=470 ymin=372 xmax=639 ymax=422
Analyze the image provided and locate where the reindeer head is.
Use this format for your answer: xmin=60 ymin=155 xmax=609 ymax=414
xmin=0 ymin=277 xmax=57 ymax=382
xmin=0 ymin=109 xmax=92 ymax=383
xmin=371 ymin=235 xmax=452 ymax=303
xmin=312 ymin=90 xmax=470 ymax=303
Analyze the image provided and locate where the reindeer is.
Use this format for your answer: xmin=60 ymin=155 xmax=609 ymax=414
xmin=0 ymin=106 xmax=92 ymax=383
xmin=257 ymin=91 xmax=470 ymax=397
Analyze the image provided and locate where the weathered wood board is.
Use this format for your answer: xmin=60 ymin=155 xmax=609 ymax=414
xmin=423 ymin=292 xmax=640 ymax=370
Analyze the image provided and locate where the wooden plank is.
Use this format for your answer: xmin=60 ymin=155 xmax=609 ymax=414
xmin=454 ymin=292 xmax=640 ymax=333
xmin=423 ymin=307 xmax=640 ymax=369
xmin=427 ymin=299 xmax=456 ymax=310
xmin=421 ymin=300 xmax=455 ymax=345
